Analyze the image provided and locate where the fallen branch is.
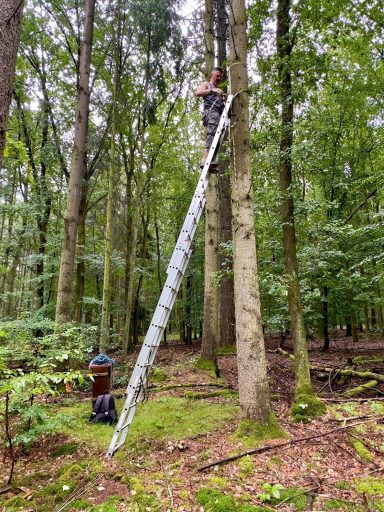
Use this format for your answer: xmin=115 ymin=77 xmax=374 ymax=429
xmin=344 ymin=380 xmax=378 ymax=397
xmin=338 ymin=369 xmax=384 ymax=383
xmin=147 ymin=383 xmax=230 ymax=391
xmin=197 ymin=415 xmax=384 ymax=472
xmin=320 ymin=397 xmax=384 ymax=403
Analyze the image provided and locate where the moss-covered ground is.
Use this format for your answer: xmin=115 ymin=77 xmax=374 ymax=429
xmin=2 ymin=336 xmax=384 ymax=511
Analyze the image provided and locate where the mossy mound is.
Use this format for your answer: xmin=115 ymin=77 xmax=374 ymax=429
xmin=196 ymin=488 xmax=267 ymax=511
xmin=324 ymin=498 xmax=363 ymax=511
xmin=353 ymin=476 xmax=384 ymax=495
xmin=150 ymin=367 xmax=167 ymax=382
xmin=51 ymin=442 xmax=78 ymax=457
xmin=291 ymin=394 xmax=326 ymax=422
xmin=217 ymin=344 xmax=237 ymax=355
xmin=265 ymin=487 xmax=308 ymax=510
xmin=234 ymin=413 xmax=286 ymax=448
xmin=196 ymin=355 xmax=219 ymax=376
xmin=58 ymin=396 xmax=237 ymax=451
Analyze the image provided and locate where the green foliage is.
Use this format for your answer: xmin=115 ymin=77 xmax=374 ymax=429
xmin=0 ymin=321 xmax=94 ymax=458
xmin=234 ymin=414 xmax=287 ymax=448
xmin=257 ymin=483 xmax=284 ymax=503
xmin=291 ymin=394 xmax=326 ymax=422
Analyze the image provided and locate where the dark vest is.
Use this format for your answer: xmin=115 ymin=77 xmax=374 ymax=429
xmin=203 ymin=83 xmax=224 ymax=113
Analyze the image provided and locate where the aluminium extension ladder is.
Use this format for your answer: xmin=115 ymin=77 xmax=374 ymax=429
xmin=107 ymin=94 xmax=233 ymax=457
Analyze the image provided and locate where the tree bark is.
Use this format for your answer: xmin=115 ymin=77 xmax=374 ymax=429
xmin=201 ymin=175 xmax=219 ymax=362
xmin=0 ymin=0 xmax=24 ymax=170
xmin=229 ymin=0 xmax=271 ymax=422
xmin=55 ymin=0 xmax=95 ymax=323
xmin=73 ymin=185 xmax=87 ymax=323
xmin=276 ymin=0 xmax=312 ymax=397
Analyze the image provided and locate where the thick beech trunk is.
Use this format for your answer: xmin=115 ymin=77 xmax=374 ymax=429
xmin=277 ymin=0 xmax=312 ymax=396
xmin=55 ymin=0 xmax=95 ymax=323
xmin=229 ymin=0 xmax=271 ymax=422
xmin=0 ymin=0 xmax=23 ymax=170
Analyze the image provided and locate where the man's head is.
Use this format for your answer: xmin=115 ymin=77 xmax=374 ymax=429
xmin=210 ymin=67 xmax=223 ymax=86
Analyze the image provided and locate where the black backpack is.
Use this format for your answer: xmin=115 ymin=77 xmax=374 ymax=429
xmin=89 ymin=394 xmax=118 ymax=425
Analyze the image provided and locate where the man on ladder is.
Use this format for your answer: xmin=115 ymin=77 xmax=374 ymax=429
xmin=195 ymin=66 xmax=225 ymax=170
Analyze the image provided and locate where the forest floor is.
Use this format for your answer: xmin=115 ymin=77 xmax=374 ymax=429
xmin=1 ymin=333 xmax=384 ymax=511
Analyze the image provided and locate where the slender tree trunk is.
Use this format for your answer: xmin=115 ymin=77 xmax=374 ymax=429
xmin=185 ymin=274 xmax=192 ymax=344
xmin=100 ymin=13 xmax=122 ymax=351
xmin=229 ymin=0 xmax=271 ymax=422
xmin=322 ymin=286 xmax=330 ymax=351
xmin=154 ymin=215 xmax=167 ymax=344
xmin=217 ymin=0 xmax=235 ymax=347
xmin=201 ymin=0 xmax=219 ymax=365
xmin=55 ymin=0 xmax=95 ymax=323
xmin=277 ymin=0 xmax=312 ymax=397
xmin=123 ymin=34 xmax=151 ymax=354
xmin=132 ymin=210 xmax=150 ymax=344
xmin=0 ymin=0 xmax=23 ymax=170
xmin=351 ymin=307 xmax=359 ymax=343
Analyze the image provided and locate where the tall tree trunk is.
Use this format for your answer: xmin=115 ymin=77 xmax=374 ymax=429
xmin=74 ymin=185 xmax=87 ymax=322
xmin=132 ymin=209 xmax=150 ymax=344
xmin=123 ymin=33 xmax=151 ymax=354
xmin=154 ymin=215 xmax=167 ymax=344
xmin=203 ymin=0 xmax=214 ymax=74
xmin=229 ymin=0 xmax=271 ymax=422
xmin=277 ymin=0 xmax=312 ymax=397
xmin=55 ymin=0 xmax=95 ymax=323
xmin=0 ymin=0 xmax=23 ymax=170
xmin=100 ymin=5 xmax=122 ymax=351
xmin=201 ymin=0 xmax=219 ymax=366
xmin=216 ymin=0 xmax=235 ymax=347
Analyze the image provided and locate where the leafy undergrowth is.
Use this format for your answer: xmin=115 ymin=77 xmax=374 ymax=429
xmin=1 ymin=336 xmax=384 ymax=511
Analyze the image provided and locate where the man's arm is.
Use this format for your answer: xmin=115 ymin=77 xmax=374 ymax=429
xmin=195 ymin=81 xmax=210 ymax=97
